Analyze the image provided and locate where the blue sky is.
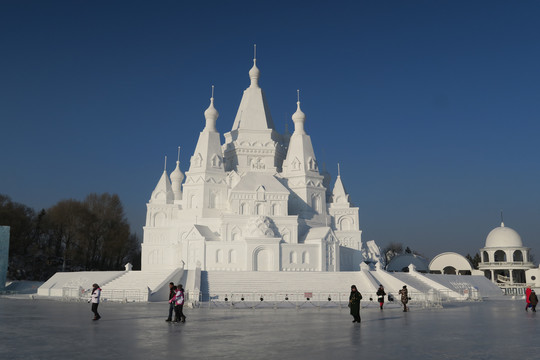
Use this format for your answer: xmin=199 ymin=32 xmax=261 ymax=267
xmin=1 ymin=1 xmax=539 ymax=259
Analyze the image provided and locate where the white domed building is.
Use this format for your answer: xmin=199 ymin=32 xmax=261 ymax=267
xmin=429 ymin=252 xmax=474 ymax=275
xmin=478 ymin=222 xmax=534 ymax=284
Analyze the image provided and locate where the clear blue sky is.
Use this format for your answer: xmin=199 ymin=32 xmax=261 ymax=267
xmin=1 ymin=1 xmax=539 ymax=259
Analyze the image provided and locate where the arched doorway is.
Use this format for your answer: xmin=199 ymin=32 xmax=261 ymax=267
xmin=443 ymin=266 xmax=457 ymax=275
xmin=254 ymin=248 xmax=272 ymax=271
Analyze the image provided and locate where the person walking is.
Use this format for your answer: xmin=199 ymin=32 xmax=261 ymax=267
xmin=166 ymin=282 xmax=175 ymax=322
xmin=376 ymin=285 xmax=386 ymax=310
xmin=349 ymin=285 xmax=362 ymax=323
xmin=90 ymin=283 xmax=101 ymax=321
xmin=525 ymin=286 xmax=532 ymax=311
xmin=529 ymin=290 xmax=538 ymax=312
xmin=398 ymin=285 xmax=409 ymax=312
xmin=174 ymin=284 xmax=186 ymax=323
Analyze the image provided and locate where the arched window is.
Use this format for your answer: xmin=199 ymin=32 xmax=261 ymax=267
xmin=209 ymin=192 xmax=217 ymax=209
xmin=494 ymin=250 xmax=506 ymax=262
xmin=282 ymin=229 xmax=291 ymax=243
xmin=483 ymin=251 xmax=489 ymax=263
xmin=190 ymin=194 xmax=197 ymax=209
xmin=339 ymin=217 xmax=353 ymax=231
xmin=271 ymin=203 xmax=279 ymax=216
xmin=290 ymin=251 xmax=297 ymax=264
xmin=513 ymin=250 xmax=523 ymax=262
xmin=228 ymin=249 xmax=237 ymax=264
xmin=231 ymin=228 xmax=241 ymax=242
xmin=302 ymin=251 xmax=310 ymax=264
xmin=216 ymin=249 xmax=223 ymax=264
xmin=256 ymin=203 xmax=264 ymax=215
xmin=153 ymin=212 xmax=166 ymax=227
xmin=311 ymin=194 xmax=321 ymax=213
xmin=240 ymin=203 xmax=249 ymax=215
xmin=211 ymin=154 xmax=221 ymax=168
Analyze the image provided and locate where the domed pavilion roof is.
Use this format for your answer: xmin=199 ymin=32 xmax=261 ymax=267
xmin=485 ymin=222 xmax=523 ymax=248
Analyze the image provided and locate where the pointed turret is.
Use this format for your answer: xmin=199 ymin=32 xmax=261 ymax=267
xmin=150 ymin=157 xmax=174 ymax=204
xmin=183 ymin=88 xmax=228 ymax=212
xmin=187 ymin=88 xmax=225 ymax=173
xmin=283 ymin=91 xmax=319 ymax=175
xmin=330 ymin=163 xmax=351 ymax=207
xmin=282 ymin=91 xmax=326 ymax=218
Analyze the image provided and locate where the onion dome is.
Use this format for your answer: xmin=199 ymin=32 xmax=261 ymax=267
xmin=204 ymin=92 xmax=219 ymax=132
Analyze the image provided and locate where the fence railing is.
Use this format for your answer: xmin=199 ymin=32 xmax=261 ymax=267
xmin=62 ymin=287 xmax=147 ymax=302
xmin=187 ymin=290 xmax=447 ymax=309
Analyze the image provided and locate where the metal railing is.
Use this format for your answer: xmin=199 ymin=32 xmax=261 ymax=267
xmin=188 ymin=291 xmax=445 ymax=309
xmin=61 ymin=287 xmax=147 ymax=302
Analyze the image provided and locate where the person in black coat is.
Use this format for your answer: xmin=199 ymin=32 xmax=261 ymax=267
xmin=349 ymin=285 xmax=362 ymax=323
xmin=166 ymin=282 xmax=175 ymax=322
xmin=376 ymin=285 xmax=386 ymax=310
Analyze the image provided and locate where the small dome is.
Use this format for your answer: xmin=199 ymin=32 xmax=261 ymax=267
xmin=170 ymin=161 xmax=184 ymax=182
xmin=291 ymin=101 xmax=306 ymax=134
xmin=204 ymin=97 xmax=218 ymax=131
xmin=249 ymin=59 xmax=260 ymax=87
xmin=485 ymin=223 xmax=523 ymax=248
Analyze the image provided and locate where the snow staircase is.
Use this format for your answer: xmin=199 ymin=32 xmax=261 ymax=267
xmin=202 ymin=271 xmax=379 ymax=301
xmin=101 ymin=268 xmax=183 ymax=302
xmin=389 ymin=273 xmax=435 ymax=294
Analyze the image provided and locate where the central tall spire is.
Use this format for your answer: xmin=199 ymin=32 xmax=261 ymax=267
xmin=230 ymin=45 xmax=275 ymax=131
xmin=223 ymin=46 xmax=286 ymax=173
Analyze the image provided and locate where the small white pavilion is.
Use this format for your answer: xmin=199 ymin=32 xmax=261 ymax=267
xmin=478 ymin=222 xmax=534 ymax=284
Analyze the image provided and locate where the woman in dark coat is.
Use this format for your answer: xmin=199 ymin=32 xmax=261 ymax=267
xmin=349 ymin=285 xmax=362 ymax=323
xmin=529 ymin=290 xmax=538 ymax=312
xmin=376 ymin=285 xmax=386 ymax=310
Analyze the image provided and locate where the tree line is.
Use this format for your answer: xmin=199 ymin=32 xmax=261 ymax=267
xmin=0 ymin=193 xmax=141 ymax=281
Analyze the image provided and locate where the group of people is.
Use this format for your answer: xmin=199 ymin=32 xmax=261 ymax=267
xmin=526 ymin=286 xmax=538 ymax=312
xmin=86 ymin=282 xmax=187 ymax=323
xmin=166 ymin=282 xmax=186 ymax=323
xmin=89 ymin=282 xmax=537 ymax=322
xmin=349 ymin=284 xmax=411 ymax=322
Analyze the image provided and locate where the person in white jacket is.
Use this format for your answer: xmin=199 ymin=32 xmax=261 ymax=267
xmin=90 ymin=283 xmax=101 ymax=320
xmin=173 ymin=284 xmax=186 ymax=323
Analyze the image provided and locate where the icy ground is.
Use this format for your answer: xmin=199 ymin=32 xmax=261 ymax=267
xmin=0 ymin=298 xmax=537 ymax=360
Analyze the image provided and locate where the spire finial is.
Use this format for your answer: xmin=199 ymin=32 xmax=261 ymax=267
xmin=177 ymin=146 xmax=181 ymax=163
xmin=291 ymin=89 xmax=306 ymax=134
xmin=338 ymin=163 xmax=341 ymax=177
xmin=500 ymin=209 xmax=504 ymax=227
xmin=164 ymin=155 xmax=167 ymax=171
xmin=249 ymin=45 xmax=260 ymax=87
xmin=204 ymin=85 xmax=219 ymax=131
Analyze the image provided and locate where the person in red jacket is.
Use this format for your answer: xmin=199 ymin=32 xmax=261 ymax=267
xmin=529 ymin=290 xmax=538 ymax=312
xmin=525 ymin=286 xmax=532 ymax=311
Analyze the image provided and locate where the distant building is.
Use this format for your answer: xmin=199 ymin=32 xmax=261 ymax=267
xmin=429 ymin=252 xmax=473 ymax=275
xmin=478 ymin=222 xmax=535 ymax=285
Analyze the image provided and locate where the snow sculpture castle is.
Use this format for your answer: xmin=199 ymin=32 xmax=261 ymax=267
xmin=142 ymin=56 xmax=364 ymax=273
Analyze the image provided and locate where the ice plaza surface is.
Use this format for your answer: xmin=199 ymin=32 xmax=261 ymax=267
xmin=0 ymin=298 xmax=538 ymax=360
